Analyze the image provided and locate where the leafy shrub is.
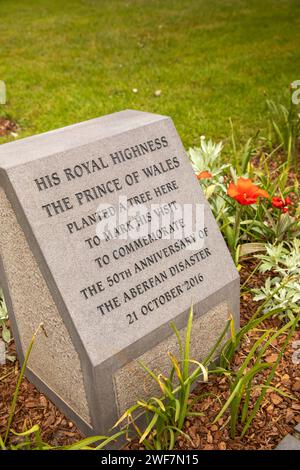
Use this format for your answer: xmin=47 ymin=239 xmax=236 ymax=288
xmin=189 ymin=130 xmax=300 ymax=265
xmin=253 ymin=240 xmax=300 ymax=319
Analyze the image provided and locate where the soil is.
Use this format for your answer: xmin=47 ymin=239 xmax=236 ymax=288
xmin=0 ymin=260 xmax=299 ymax=450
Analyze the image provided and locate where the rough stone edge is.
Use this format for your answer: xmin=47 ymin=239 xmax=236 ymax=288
xmin=0 ymin=187 xmax=92 ymax=425
xmin=25 ymin=367 xmax=93 ymax=436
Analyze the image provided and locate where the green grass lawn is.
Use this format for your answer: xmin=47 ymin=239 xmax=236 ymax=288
xmin=0 ymin=0 xmax=300 ymax=147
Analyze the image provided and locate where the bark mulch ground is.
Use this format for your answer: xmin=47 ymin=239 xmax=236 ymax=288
xmin=0 ymin=261 xmax=299 ymax=449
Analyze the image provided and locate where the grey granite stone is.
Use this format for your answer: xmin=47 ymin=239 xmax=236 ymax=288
xmin=0 ymin=186 xmax=92 ymax=429
xmin=276 ymin=434 xmax=300 ymax=450
xmin=0 ymin=110 xmax=239 ymax=440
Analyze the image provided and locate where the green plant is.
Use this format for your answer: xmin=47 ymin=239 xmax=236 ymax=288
xmin=225 ymin=159 xmax=299 ymax=251
xmin=229 ymin=118 xmax=258 ymax=175
xmin=202 ymin=161 xmax=298 ymax=264
xmin=266 ymin=91 xmax=300 ymax=169
xmin=1 ymin=323 xmax=124 ymax=450
xmin=188 ymin=137 xmax=228 ymax=178
xmin=256 ymin=239 xmax=300 ymax=275
xmin=252 ymin=240 xmax=300 ymax=319
xmin=253 ymin=277 xmax=300 ymax=319
xmin=114 ymin=307 xmax=231 ymax=450
xmin=189 ymin=129 xmax=300 ymax=266
xmin=255 ymin=209 xmax=300 ymax=243
xmin=189 ymin=138 xmax=268 ymax=264
xmin=214 ymin=302 xmax=300 ymax=438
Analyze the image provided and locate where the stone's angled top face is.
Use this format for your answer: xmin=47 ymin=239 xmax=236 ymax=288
xmin=0 ymin=110 xmax=167 ymax=169
xmin=0 ymin=110 xmax=239 ymax=367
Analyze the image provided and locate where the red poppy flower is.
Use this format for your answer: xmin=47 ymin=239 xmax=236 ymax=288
xmin=271 ymin=197 xmax=285 ymax=209
xmin=285 ymin=196 xmax=292 ymax=206
xmin=271 ymin=195 xmax=292 ymax=212
xmin=227 ymin=178 xmax=269 ymax=205
xmin=197 ymin=170 xmax=212 ymax=180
